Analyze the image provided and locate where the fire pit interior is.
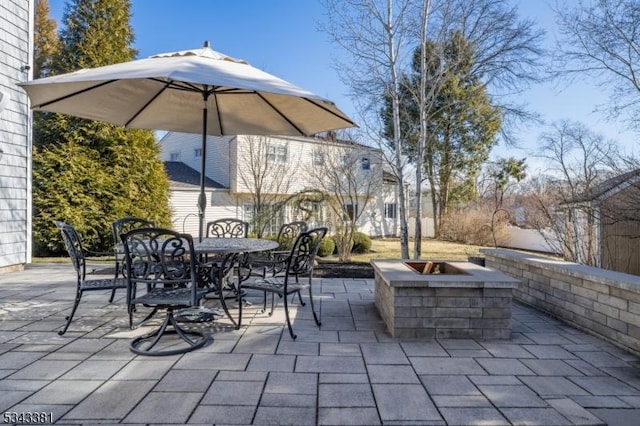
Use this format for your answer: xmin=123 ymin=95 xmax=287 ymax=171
xmin=404 ymin=261 xmax=468 ymax=275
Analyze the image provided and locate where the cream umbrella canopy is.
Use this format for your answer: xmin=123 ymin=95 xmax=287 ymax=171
xmin=20 ymin=42 xmax=355 ymax=239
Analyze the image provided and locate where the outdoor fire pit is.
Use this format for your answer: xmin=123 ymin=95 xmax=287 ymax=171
xmin=371 ymin=259 xmax=520 ymax=339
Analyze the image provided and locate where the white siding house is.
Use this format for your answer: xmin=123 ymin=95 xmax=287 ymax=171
xmin=160 ymin=132 xmax=400 ymax=237
xmin=0 ymin=0 xmax=33 ymax=270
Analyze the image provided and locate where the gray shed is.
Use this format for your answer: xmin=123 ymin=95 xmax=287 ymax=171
xmin=567 ymin=169 xmax=640 ymax=276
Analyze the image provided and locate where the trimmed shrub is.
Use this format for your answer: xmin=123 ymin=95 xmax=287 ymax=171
xmin=352 ymin=232 xmax=372 ymax=254
xmin=317 ymin=236 xmax=335 ymax=257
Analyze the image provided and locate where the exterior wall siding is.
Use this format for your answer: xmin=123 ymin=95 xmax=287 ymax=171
xmin=160 ymin=132 xmax=400 ymax=237
xmin=159 ymin=133 xmax=233 ymax=187
xmin=360 ymin=182 xmax=400 ymax=236
xmin=0 ymin=0 xmax=33 ymax=269
xmin=600 ymin=190 xmax=640 ymax=276
xmin=168 ymin=188 xmax=238 ymax=236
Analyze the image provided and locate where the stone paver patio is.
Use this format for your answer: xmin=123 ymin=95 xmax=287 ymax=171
xmin=1 ymin=264 xmax=640 ymax=425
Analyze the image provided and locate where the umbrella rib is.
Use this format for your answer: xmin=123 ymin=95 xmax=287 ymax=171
xmin=35 ymin=80 xmax=118 ymax=108
xmin=125 ymin=81 xmax=171 ymax=128
xmin=211 ymin=93 xmax=224 ymax=134
xmin=147 ymin=78 xmax=208 ymax=94
xmin=257 ymin=93 xmax=305 ymax=135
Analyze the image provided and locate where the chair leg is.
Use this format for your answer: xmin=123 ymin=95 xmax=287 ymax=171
xmin=283 ymin=290 xmax=296 ymax=340
xmin=129 ymin=304 xmax=134 ymax=329
xmin=308 ymin=277 xmax=321 ymax=327
xmin=109 ymin=259 xmax=120 ymax=303
xmin=129 ymin=309 xmax=209 ymax=356
xmin=237 ymin=283 xmax=243 ymax=329
xmin=59 ymin=290 xmax=83 ymax=335
xmin=130 ymin=306 xmax=158 ymax=329
xmin=291 ymin=275 xmax=305 ymax=305
xmin=268 ymin=293 xmax=276 ymax=316
xmin=218 ymin=279 xmax=239 ymax=329
xmin=292 ymin=290 xmax=305 ymax=306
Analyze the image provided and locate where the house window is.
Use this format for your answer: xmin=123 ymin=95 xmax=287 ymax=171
xmin=194 ymin=148 xmax=202 ymax=158
xmin=243 ymin=203 xmax=254 ymax=224
xmin=313 ymin=151 xmax=325 ymax=166
xmin=170 ymin=152 xmax=180 ymax=161
xmin=344 ymin=203 xmax=358 ymax=221
xmin=267 ymin=145 xmax=287 ymax=163
xmin=361 ymin=157 xmax=371 ymax=170
xmin=384 ymin=203 xmax=397 ymax=219
xmin=310 ymin=202 xmax=325 ymax=226
xmin=243 ymin=203 xmax=283 ymax=235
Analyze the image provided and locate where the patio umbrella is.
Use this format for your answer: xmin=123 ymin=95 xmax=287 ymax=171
xmin=20 ymin=41 xmax=355 ymax=239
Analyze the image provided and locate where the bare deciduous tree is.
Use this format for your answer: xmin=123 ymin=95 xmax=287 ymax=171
xmin=236 ymin=136 xmax=300 ymax=237
xmin=309 ymin=140 xmax=377 ymax=261
xmin=554 ymin=0 xmax=640 ymax=130
xmin=530 ymin=120 xmax=622 ymax=265
xmin=322 ymin=0 xmax=414 ymax=258
xmin=323 ymin=0 xmax=544 ymax=259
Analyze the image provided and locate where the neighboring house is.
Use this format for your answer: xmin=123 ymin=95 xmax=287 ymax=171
xmin=159 ymin=132 xmax=401 ymax=237
xmin=566 ymin=169 xmax=640 ymax=276
xmin=0 ymin=1 xmax=33 ymax=271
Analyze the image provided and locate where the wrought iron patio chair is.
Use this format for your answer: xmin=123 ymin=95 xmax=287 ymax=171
xmin=238 ymin=227 xmax=327 ymax=340
xmin=112 ymin=217 xmax=156 ymax=280
xmin=54 ymin=221 xmax=127 ymax=336
xmin=204 ymin=218 xmax=251 ymax=290
xmin=205 ymin=218 xmax=249 ymax=238
xmin=247 ymin=221 xmax=309 ymax=278
xmin=120 ymin=227 xmax=209 ymax=356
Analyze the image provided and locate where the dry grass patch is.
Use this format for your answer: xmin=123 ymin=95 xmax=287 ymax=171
xmin=321 ymin=238 xmax=484 ymax=263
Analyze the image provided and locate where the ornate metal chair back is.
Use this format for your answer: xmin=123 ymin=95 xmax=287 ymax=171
xmin=112 ymin=217 xmax=156 ymax=251
xmin=277 ymin=221 xmax=308 ymax=243
xmin=120 ymin=227 xmax=199 ymax=306
xmin=286 ymin=227 xmax=328 ymax=278
xmin=206 ymin=218 xmax=249 ymax=238
xmin=54 ymin=221 xmax=87 ymax=282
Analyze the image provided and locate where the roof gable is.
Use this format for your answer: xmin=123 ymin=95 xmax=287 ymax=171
xmin=164 ymin=161 xmax=226 ymax=189
xmin=572 ymin=168 xmax=640 ymax=204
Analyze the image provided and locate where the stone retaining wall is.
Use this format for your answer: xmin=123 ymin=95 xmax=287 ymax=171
xmin=482 ymin=248 xmax=640 ymax=355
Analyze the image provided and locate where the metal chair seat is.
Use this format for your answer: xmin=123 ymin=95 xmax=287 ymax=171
xmin=80 ymin=277 xmax=127 ymax=291
xmin=54 ymin=221 xmax=127 ymax=336
xmin=246 ymin=278 xmax=308 ymax=293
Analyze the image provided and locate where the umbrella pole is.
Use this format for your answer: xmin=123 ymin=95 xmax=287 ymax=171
xmin=198 ymin=99 xmax=208 ymax=242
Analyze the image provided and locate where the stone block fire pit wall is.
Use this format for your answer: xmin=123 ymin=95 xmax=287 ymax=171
xmin=372 ymin=259 xmax=520 ymax=339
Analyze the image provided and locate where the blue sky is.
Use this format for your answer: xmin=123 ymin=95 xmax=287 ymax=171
xmin=47 ymin=0 xmax=637 ymax=173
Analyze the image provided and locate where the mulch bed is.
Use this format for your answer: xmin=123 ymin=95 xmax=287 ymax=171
xmin=314 ymin=260 xmax=374 ymax=279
